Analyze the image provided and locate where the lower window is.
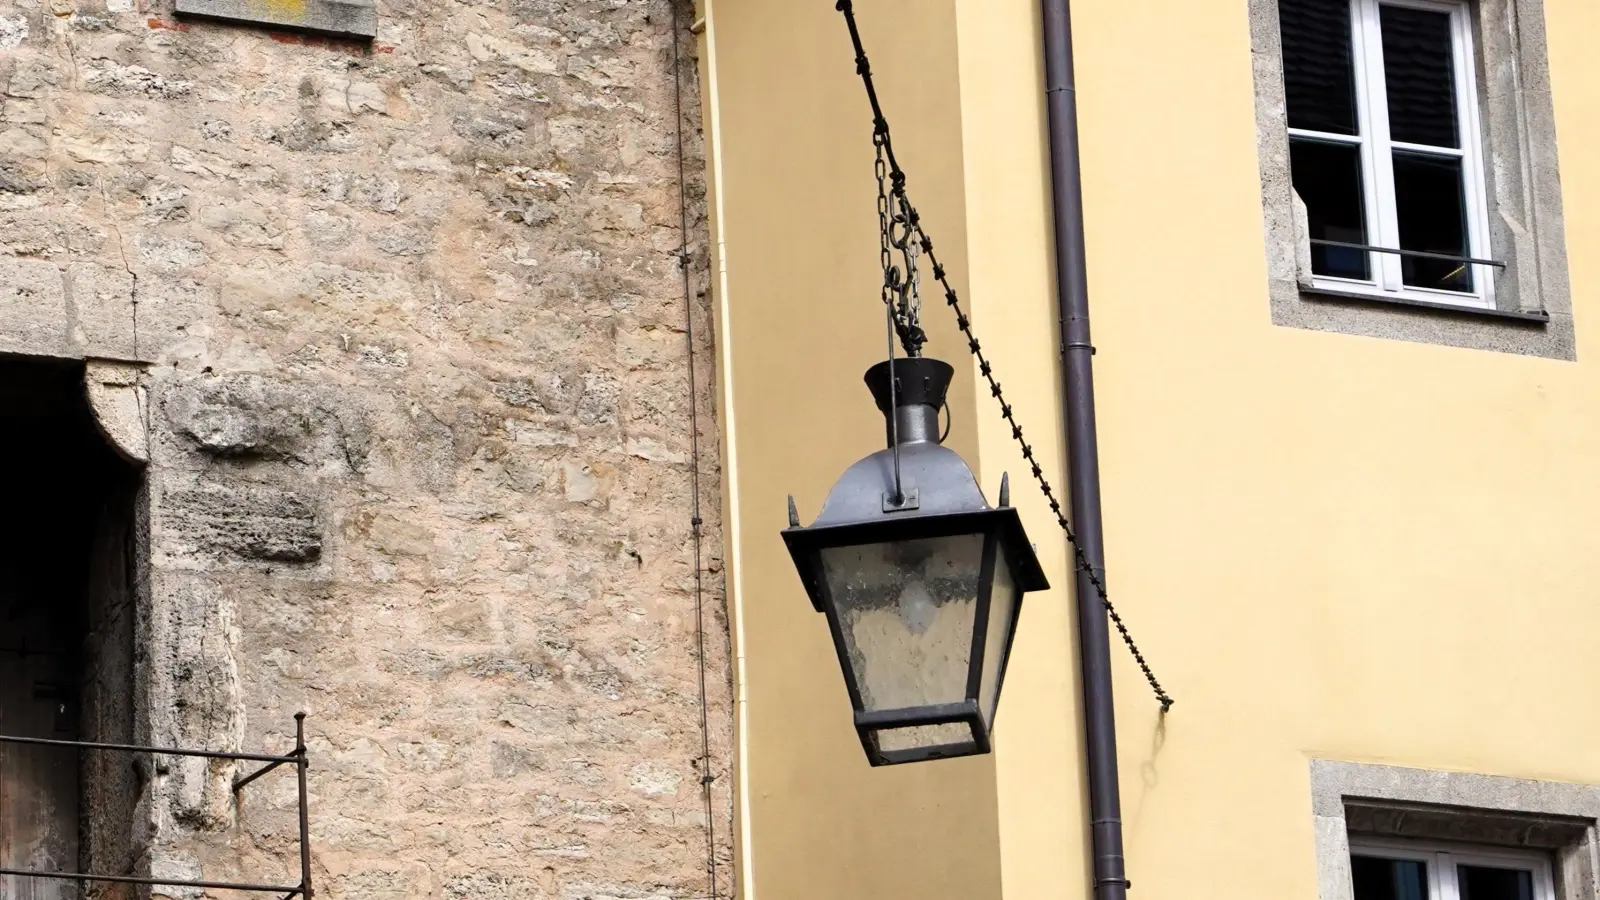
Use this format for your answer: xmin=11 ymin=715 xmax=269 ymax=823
xmin=1352 ymin=840 xmax=1554 ymax=900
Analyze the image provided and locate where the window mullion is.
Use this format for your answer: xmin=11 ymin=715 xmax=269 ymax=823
xmin=1354 ymin=0 xmax=1402 ymax=291
xmin=1435 ymin=851 xmax=1461 ymax=900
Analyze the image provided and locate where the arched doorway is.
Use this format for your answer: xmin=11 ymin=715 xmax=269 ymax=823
xmin=0 ymin=355 xmax=144 ymax=900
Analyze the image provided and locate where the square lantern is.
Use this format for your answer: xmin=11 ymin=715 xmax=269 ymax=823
xmin=782 ymin=358 xmax=1049 ymax=766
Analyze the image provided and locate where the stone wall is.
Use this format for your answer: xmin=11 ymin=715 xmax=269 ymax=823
xmin=0 ymin=0 xmax=732 ymax=897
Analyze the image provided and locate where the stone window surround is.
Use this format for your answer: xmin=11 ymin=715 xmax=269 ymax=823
xmin=1251 ymin=0 xmax=1577 ymax=359
xmin=1311 ymin=759 xmax=1600 ymax=900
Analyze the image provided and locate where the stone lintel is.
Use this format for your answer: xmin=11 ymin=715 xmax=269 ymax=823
xmin=0 ymin=259 xmax=147 ymax=363
xmin=174 ymin=0 xmax=377 ymax=40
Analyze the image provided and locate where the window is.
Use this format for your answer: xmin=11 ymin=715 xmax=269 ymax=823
xmin=1281 ymin=0 xmax=1496 ymax=310
xmin=1310 ymin=761 xmax=1600 ymax=900
xmin=1253 ymin=0 xmax=1574 ymax=356
xmin=1352 ymin=840 xmax=1555 ymax=900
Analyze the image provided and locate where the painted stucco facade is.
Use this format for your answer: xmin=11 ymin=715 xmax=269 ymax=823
xmin=699 ymin=0 xmax=1600 ymax=898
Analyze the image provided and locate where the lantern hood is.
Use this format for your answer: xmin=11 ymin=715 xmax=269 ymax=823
xmin=784 ymin=357 xmax=1049 ymax=611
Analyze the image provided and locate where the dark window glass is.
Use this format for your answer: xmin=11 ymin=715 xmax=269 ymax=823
xmin=1290 ymin=138 xmax=1370 ymax=280
xmin=1458 ymin=865 xmax=1536 ymax=900
xmin=1352 ymin=855 xmax=1430 ymax=900
xmin=1280 ymin=0 xmax=1359 ymax=135
xmin=1380 ymin=5 xmax=1458 ymax=148
xmin=1393 ymin=150 xmax=1471 ymax=291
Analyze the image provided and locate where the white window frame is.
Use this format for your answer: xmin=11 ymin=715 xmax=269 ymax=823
xmin=1351 ymin=838 xmax=1557 ymax=900
xmin=1287 ymin=0 xmax=1496 ymax=310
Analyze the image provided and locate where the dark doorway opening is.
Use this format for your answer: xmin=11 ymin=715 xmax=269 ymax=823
xmin=0 ymin=356 xmax=144 ymax=900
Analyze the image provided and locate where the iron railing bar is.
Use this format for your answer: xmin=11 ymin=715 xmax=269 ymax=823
xmin=0 ymin=867 xmax=300 ymax=893
xmin=295 ymin=712 xmax=314 ymax=900
xmin=1308 ymin=238 xmax=1507 ymax=269
xmin=0 ymin=733 xmax=297 ymax=764
xmin=233 ymin=758 xmax=289 ymax=792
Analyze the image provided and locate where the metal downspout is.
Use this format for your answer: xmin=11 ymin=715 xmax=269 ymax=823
xmin=1039 ymin=0 xmax=1131 ymax=897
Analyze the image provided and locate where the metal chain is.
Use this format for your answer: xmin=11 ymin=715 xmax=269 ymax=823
xmin=875 ymin=135 xmax=900 ymax=328
xmin=875 ymin=130 xmax=926 ymax=357
xmin=837 ymin=0 xmax=1172 ymax=711
xmin=899 ymin=196 xmax=923 ymax=348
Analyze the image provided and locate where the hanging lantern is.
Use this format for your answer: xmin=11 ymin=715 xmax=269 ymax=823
xmin=783 ymin=357 xmax=1049 ymax=766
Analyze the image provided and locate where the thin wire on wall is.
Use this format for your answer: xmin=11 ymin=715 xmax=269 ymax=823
xmin=668 ymin=0 xmax=721 ymax=896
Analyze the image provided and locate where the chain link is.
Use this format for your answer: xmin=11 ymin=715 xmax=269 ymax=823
xmin=875 ymin=130 xmax=926 ymax=357
xmin=875 ymin=135 xmax=898 ymax=318
xmin=900 ymin=197 xmax=922 ymax=344
xmin=838 ymin=0 xmax=1171 ymax=711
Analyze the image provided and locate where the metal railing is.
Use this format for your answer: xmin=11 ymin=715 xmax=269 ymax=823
xmin=1308 ymin=238 xmax=1507 ymax=270
xmin=0 ymin=712 xmax=314 ymax=900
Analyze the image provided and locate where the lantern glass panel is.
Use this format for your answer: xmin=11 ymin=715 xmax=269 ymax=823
xmin=875 ymin=723 xmax=973 ymax=754
xmin=818 ymin=533 xmax=986 ymax=714
xmin=978 ymin=541 xmax=1019 ymax=727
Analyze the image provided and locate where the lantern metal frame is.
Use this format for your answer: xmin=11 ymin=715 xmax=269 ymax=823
xmin=782 ymin=357 xmax=1049 ymax=766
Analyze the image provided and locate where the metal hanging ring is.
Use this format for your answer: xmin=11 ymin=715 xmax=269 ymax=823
xmin=889 ymin=215 xmax=914 ymax=250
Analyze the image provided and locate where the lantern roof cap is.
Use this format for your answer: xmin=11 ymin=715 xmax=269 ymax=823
xmin=791 ymin=441 xmax=1047 ymax=584
xmin=812 ymin=440 xmax=987 ymax=528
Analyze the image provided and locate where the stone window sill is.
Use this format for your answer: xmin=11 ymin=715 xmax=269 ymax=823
xmin=1300 ymin=286 xmax=1551 ymax=324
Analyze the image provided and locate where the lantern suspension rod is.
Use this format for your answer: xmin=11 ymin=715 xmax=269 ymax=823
xmin=832 ymin=0 xmax=1171 ymax=711
xmin=884 ymin=304 xmax=905 ymax=504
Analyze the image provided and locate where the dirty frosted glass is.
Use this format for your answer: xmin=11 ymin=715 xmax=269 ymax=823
xmin=874 ymin=722 xmax=973 ymax=754
xmin=978 ymin=544 xmax=1017 ymax=728
xmin=818 ymin=535 xmax=985 ymax=716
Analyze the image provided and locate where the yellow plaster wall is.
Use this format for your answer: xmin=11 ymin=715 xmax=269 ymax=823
xmin=704 ymin=0 xmax=1600 ymax=897
xmin=1072 ymin=0 xmax=1600 ymax=895
xmin=697 ymin=1 xmax=1004 ymax=898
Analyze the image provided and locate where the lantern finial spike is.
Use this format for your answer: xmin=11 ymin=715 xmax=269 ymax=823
xmin=787 ymin=495 xmax=800 ymax=527
xmin=999 ymin=472 xmax=1010 ymax=508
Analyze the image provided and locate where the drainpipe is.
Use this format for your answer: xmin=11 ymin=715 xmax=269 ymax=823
xmin=1040 ymin=1 xmax=1130 ymax=898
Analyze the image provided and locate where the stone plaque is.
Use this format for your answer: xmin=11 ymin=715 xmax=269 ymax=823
xmin=174 ymin=0 xmax=377 ymax=39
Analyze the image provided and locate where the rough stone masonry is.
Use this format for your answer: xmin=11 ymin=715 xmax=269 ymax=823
xmin=0 ymin=0 xmax=733 ymax=897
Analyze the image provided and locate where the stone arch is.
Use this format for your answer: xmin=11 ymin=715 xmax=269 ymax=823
xmin=84 ymin=360 xmax=150 ymax=466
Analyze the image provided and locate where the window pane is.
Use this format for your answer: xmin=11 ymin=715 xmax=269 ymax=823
xmin=1280 ymin=0 xmax=1359 ymax=134
xmin=1290 ymin=138 xmax=1370 ymax=280
xmin=1458 ymin=865 xmax=1536 ymax=900
xmin=1380 ymin=5 xmax=1459 ymax=148
xmin=1393 ymin=150 xmax=1473 ymax=292
xmin=1352 ymin=855 xmax=1430 ymax=900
